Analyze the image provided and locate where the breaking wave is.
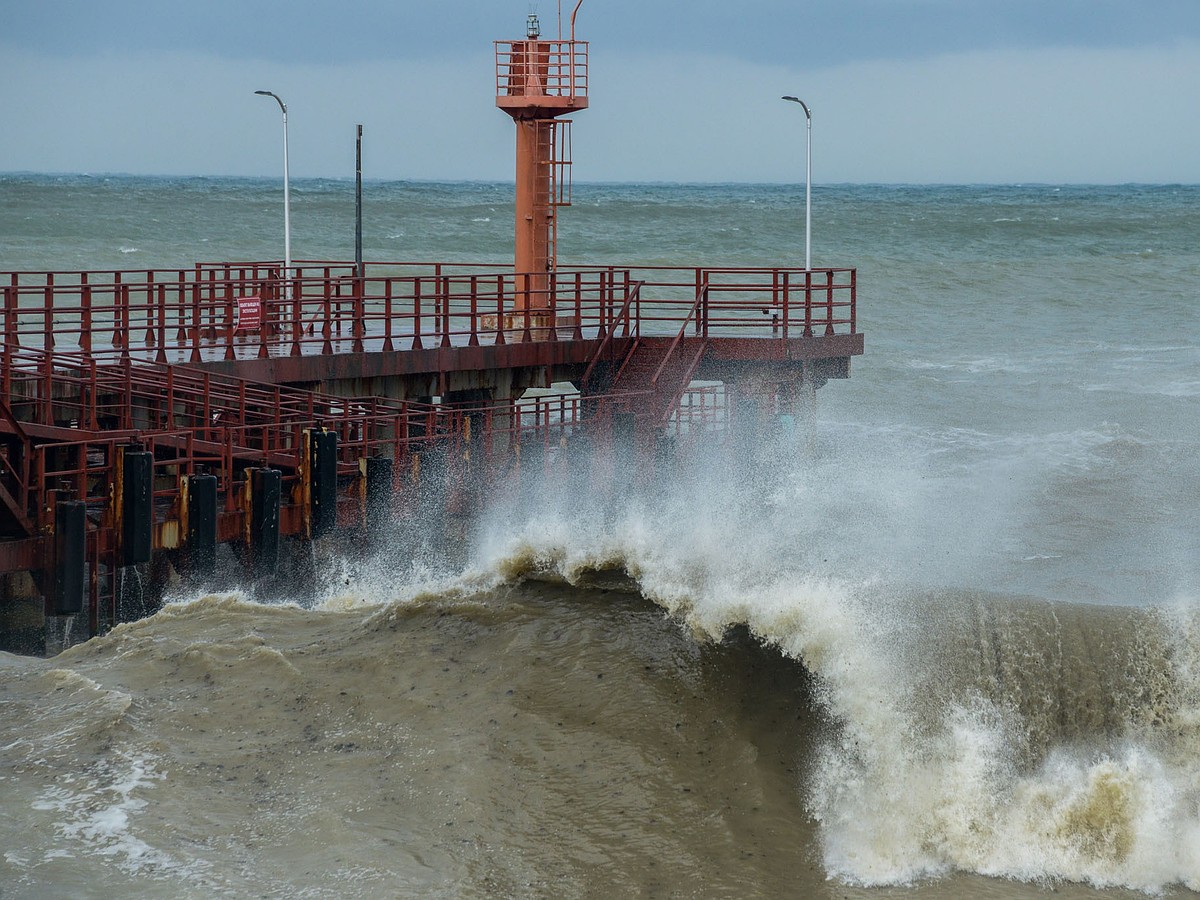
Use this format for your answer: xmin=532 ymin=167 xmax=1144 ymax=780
xmin=435 ymin=437 xmax=1200 ymax=893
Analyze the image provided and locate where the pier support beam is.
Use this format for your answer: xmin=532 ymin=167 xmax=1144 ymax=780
xmin=246 ymin=468 xmax=282 ymax=580
xmin=117 ymin=446 xmax=154 ymax=568
xmin=50 ymin=500 xmax=86 ymax=617
xmin=306 ymin=429 xmax=338 ymax=540
xmin=185 ymin=473 xmax=218 ymax=580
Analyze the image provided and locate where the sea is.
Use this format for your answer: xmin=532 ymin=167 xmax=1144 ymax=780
xmin=1 ymin=174 xmax=1200 ymax=898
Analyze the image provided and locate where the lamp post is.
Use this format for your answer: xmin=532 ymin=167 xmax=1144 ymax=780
xmin=781 ymin=96 xmax=811 ymax=271
xmin=255 ymin=90 xmax=291 ymax=288
xmin=355 ymin=124 xmax=363 ymax=281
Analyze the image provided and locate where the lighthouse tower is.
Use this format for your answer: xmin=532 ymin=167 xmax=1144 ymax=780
xmin=495 ymin=5 xmax=589 ymax=317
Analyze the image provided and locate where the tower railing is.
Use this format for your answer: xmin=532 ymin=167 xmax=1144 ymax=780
xmin=495 ymin=40 xmax=589 ymax=101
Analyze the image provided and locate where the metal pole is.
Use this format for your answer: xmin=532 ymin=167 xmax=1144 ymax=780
xmin=781 ymin=96 xmax=812 ymax=270
xmin=805 ymin=107 xmax=811 ymax=271
xmin=255 ymin=90 xmax=292 ymax=286
xmin=355 ymin=124 xmax=363 ymax=281
xmin=282 ymin=105 xmax=291 ymax=283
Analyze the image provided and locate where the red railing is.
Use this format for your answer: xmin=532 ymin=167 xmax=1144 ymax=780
xmin=1 ymin=263 xmax=856 ymax=365
xmin=0 ymin=339 xmax=628 ymax=530
xmin=670 ymin=385 xmax=728 ymax=437
xmin=496 ymin=40 xmax=589 ymax=101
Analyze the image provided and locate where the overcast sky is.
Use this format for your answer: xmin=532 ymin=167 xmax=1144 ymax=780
xmin=2 ymin=0 xmax=1199 ymax=183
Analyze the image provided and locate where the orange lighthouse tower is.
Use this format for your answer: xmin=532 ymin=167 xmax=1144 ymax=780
xmin=495 ymin=3 xmax=589 ymax=320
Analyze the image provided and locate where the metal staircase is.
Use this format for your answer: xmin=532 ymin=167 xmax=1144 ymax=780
xmin=608 ymin=336 xmax=708 ymax=429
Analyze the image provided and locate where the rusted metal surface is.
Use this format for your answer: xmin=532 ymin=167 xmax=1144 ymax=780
xmin=496 ymin=31 xmax=586 ymax=310
xmin=495 ymin=39 xmax=589 ymax=113
xmin=0 ymin=536 xmax=44 ymax=572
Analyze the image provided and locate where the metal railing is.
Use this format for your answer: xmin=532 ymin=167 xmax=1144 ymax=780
xmin=1 ymin=263 xmax=856 ymax=365
xmin=0 ymin=341 xmax=643 ymax=530
xmin=496 ymin=40 xmax=589 ymax=100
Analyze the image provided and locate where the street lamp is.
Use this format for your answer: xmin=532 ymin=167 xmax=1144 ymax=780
xmin=255 ymin=90 xmax=291 ymax=287
xmin=781 ymin=96 xmax=811 ymax=271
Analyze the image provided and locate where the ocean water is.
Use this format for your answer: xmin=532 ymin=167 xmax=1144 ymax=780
xmin=2 ymin=175 xmax=1200 ymax=897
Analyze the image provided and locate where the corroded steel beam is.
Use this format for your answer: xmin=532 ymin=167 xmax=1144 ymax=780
xmin=195 ymin=338 xmax=609 ymax=387
xmin=187 ymin=334 xmax=860 ymax=390
xmin=0 ymin=537 xmax=44 ymax=572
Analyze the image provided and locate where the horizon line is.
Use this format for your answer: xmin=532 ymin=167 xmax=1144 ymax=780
xmin=3 ymin=171 xmax=1198 ymax=190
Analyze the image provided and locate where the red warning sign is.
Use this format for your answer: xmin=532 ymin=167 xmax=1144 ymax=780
xmin=235 ymin=295 xmax=262 ymax=332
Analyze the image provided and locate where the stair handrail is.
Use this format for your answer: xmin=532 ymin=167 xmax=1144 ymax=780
xmin=651 ymin=279 xmax=709 ymax=388
xmin=654 ymin=339 xmax=709 ymax=429
xmin=0 ymin=395 xmax=34 ymax=533
xmin=0 ymin=396 xmax=28 ymax=444
xmin=581 ymin=279 xmax=643 ymax=388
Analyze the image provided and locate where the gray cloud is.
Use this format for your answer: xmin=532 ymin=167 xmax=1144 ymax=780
xmin=7 ymin=0 xmax=1200 ymax=67
xmin=2 ymin=2 xmax=1198 ymax=183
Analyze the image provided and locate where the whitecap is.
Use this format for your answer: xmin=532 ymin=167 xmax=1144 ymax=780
xmin=32 ymin=751 xmax=206 ymax=879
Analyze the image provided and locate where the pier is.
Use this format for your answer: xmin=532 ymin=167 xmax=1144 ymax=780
xmin=0 ymin=10 xmax=862 ymax=652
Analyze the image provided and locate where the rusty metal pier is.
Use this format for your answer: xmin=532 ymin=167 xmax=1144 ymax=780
xmin=0 ymin=9 xmax=863 ymax=652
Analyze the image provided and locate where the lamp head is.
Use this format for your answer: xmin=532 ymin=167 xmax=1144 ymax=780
xmin=255 ymin=90 xmax=286 ymax=113
xmin=781 ymin=96 xmax=811 ymax=119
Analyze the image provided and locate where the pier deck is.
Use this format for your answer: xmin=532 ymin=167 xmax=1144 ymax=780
xmin=0 ymin=260 xmax=860 ymax=649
